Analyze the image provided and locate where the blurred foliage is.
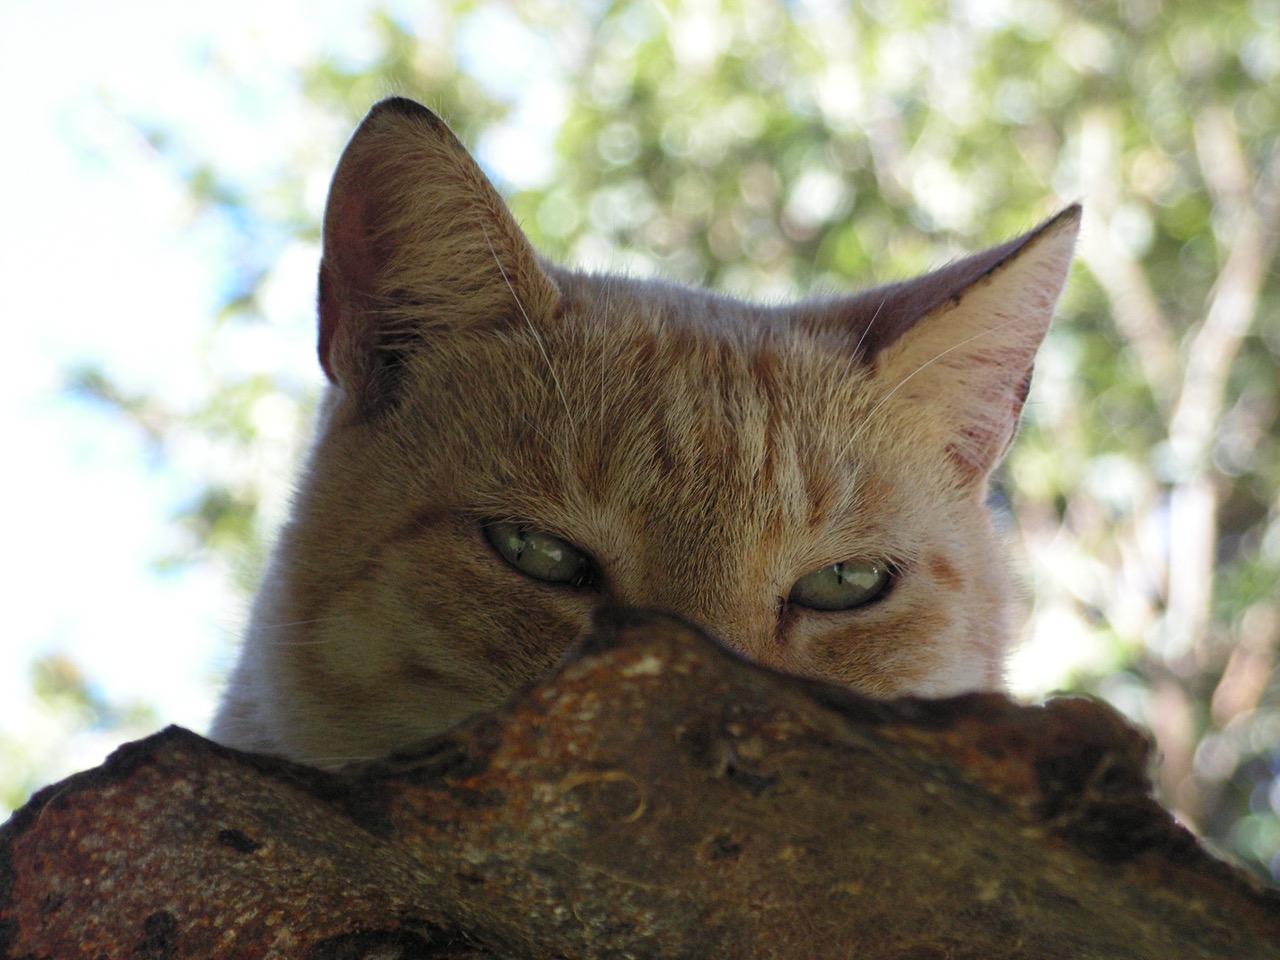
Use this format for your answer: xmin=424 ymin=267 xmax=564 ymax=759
xmin=0 ymin=653 xmax=157 ymax=815
xmin=45 ymin=0 xmax=1280 ymax=883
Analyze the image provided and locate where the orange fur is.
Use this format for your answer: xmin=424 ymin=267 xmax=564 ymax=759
xmin=212 ymin=98 xmax=1078 ymax=767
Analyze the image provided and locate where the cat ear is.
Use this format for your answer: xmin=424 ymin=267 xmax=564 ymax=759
xmin=317 ymin=97 xmax=560 ymax=405
xmin=857 ymin=206 xmax=1080 ymax=484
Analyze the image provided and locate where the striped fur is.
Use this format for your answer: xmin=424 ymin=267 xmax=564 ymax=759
xmin=212 ymin=98 xmax=1078 ymax=767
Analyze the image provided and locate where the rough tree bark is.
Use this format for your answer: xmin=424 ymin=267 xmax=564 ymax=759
xmin=2 ymin=609 xmax=1277 ymax=959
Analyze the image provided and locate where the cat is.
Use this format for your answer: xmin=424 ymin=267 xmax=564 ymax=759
xmin=211 ymin=96 xmax=1078 ymax=768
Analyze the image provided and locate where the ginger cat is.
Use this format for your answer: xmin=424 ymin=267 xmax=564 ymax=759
xmin=212 ymin=97 xmax=1078 ymax=767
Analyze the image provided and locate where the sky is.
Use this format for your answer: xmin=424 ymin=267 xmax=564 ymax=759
xmin=0 ymin=0 xmax=395 ymax=797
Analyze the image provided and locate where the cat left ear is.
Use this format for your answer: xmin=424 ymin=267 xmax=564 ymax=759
xmin=317 ymin=98 xmax=560 ymax=410
xmin=868 ymin=206 xmax=1080 ymax=485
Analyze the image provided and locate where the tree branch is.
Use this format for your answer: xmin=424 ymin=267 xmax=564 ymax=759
xmin=3 ymin=611 xmax=1278 ymax=958
xmin=1076 ymin=107 xmax=1182 ymax=415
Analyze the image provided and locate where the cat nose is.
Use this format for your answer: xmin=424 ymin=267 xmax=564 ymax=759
xmin=611 ymin=576 xmax=795 ymax=665
xmin=712 ymin=623 xmax=807 ymax=675
xmin=620 ymin=600 xmax=797 ymax=673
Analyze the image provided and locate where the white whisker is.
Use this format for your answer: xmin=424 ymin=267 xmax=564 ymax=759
xmin=481 ymin=224 xmax=574 ymax=427
xmin=851 ymin=294 xmax=887 ymax=361
xmin=255 ymin=616 xmax=348 ymax=632
xmin=833 ymin=293 xmax=889 ymax=392
xmin=600 ymin=274 xmax=611 ymax=440
xmin=307 ymin=753 xmax=384 ymax=769
xmin=838 ymin=315 xmax=1022 ymax=463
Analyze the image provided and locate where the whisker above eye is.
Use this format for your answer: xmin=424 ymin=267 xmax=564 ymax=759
xmin=849 ymin=294 xmax=887 ymax=365
xmin=482 ymin=223 xmax=575 ymax=429
xmin=256 ymin=617 xmax=349 ymax=630
xmin=300 ymin=752 xmax=384 ymax=769
xmin=838 ymin=314 xmax=1024 ymax=465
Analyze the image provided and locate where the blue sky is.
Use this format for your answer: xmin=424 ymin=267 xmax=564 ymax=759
xmin=0 ymin=0 xmax=389 ymax=794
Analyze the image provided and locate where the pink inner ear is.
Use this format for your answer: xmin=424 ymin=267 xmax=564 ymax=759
xmin=326 ymin=184 xmax=381 ymax=291
xmin=935 ymin=339 xmax=1042 ymax=482
xmin=317 ymin=172 xmax=381 ymax=385
xmin=949 ymin=418 xmax=1014 ymax=481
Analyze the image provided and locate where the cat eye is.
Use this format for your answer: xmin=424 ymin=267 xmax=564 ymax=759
xmin=789 ymin=561 xmax=893 ymax=611
xmin=484 ymin=522 xmax=599 ymax=589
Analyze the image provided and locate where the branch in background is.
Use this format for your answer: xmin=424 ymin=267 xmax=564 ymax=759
xmin=1071 ymin=101 xmax=1279 ymax=833
xmin=1076 ymin=107 xmax=1181 ymax=416
xmin=1163 ymin=104 xmax=1273 ymax=664
xmin=1211 ymin=601 xmax=1280 ymax=726
xmin=1171 ymin=105 xmax=1269 ymax=476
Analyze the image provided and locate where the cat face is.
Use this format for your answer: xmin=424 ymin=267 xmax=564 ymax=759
xmin=212 ymin=98 xmax=1078 ymax=767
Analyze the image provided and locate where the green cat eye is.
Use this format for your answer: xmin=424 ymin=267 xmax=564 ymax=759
xmin=789 ymin=561 xmax=893 ymax=611
xmin=485 ymin=522 xmax=598 ymax=588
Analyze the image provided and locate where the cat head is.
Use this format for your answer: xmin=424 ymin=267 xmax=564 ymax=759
xmin=217 ymin=98 xmax=1078 ymax=766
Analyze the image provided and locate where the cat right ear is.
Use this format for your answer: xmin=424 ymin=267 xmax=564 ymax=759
xmin=317 ymin=98 xmax=560 ymax=411
xmin=825 ymin=207 xmax=1080 ymax=487
xmin=882 ymin=207 xmax=1079 ymax=483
